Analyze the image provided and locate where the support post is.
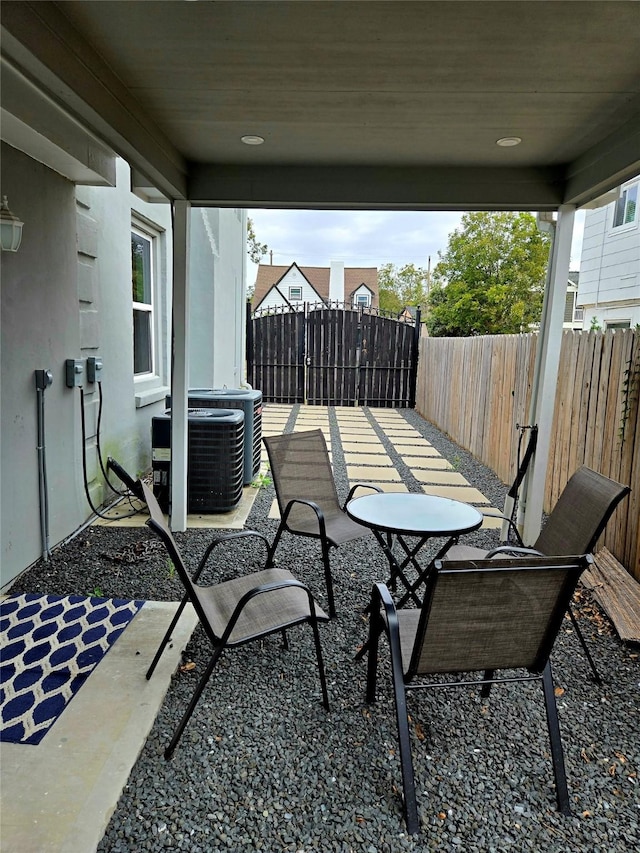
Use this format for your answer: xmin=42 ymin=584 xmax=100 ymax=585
xmin=520 ymin=205 xmax=575 ymax=545
xmin=170 ymin=200 xmax=191 ymax=532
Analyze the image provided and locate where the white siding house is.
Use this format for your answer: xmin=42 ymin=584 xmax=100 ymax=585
xmin=578 ymin=176 xmax=640 ymax=330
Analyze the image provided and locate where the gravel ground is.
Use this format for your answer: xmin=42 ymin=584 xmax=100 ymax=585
xmin=11 ymin=407 xmax=640 ymax=852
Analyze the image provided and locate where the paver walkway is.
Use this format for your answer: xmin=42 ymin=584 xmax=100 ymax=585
xmin=262 ymin=404 xmax=503 ymax=530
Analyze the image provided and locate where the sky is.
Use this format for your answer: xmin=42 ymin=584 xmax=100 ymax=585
xmin=246 ymin=208 xmax=586 ymax=288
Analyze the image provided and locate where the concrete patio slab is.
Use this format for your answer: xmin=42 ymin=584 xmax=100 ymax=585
xmin=341 ymin=441 xmax=385 ymax=453
xmin=93 ymin=481 xmax=260 ymax=530
xmin=421 ymin=484 xmax=491 ymax=504
xmin=353 ymin=481 xmax=409 ymax=493
xmin=0 ymin=601 xmax=198 ymax=853
xmin=412 ymin=469 xmax=470 ymax=485
xmin=343 ymin=452 xmax=395 ymax=466
xmin=401 ymin=456 xmax=451 ymax=469
xmin=347 ymin=465 xmax=401 ymax=481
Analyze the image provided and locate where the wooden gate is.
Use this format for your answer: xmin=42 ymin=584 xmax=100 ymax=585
xmin=248 ymin=302 xmax=420 ymax=407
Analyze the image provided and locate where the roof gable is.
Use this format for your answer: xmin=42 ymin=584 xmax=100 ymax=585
xmin=253 ymin=263 xmax=378 ymax=310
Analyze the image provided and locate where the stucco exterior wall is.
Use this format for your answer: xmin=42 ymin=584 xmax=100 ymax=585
xmin=1 ymin=147 xmax=246 ymax=587
xmin=1 ymin=144 xmax=83 ymax=583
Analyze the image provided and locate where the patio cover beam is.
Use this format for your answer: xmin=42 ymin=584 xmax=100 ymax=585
xmin=0 ymin=1 xmax=187 ymax=201
xmin=188 ymin=164 xmax=566 ymax=212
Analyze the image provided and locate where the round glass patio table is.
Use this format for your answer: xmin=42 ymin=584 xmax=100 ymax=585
xmin=347 ymin=492 xmax=483 ymax=608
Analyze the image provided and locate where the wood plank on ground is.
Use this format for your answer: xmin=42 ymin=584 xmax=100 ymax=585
xmin=581 ymin=547 xmax=640 ymax=644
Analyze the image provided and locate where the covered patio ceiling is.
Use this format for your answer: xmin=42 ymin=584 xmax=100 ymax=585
xmin=2 ymin=0 xmax=639 ymax=210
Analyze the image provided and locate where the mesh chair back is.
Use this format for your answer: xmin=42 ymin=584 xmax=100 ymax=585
xmin=409 ymin=555 xmax=590 ymax=677
xmin=141 ymin=482 xmax=216 ymax=639
xmin=264 ymin=430 xmax=342 ymax=529
xmin=534 ymin=467 xmax=630 ymax=556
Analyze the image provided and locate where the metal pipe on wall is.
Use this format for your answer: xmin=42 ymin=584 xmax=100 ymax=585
xmin=35 ymin=369 xmax=53 ymax=561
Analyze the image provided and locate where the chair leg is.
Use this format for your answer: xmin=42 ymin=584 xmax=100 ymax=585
xmin=164 ymin=646 xmax=223 ymax=760
xmin=146 ymin=593 xmax=190 ymax=680
xmin=541 ymin=661 xmax=571 ymax=815
xmin=480 ymin=669 xmax=494 ymax=698
xmin=389 ymin=651 xmax=420 ymax=834
xmin=320 ymin=537 xmax=337 ymax=619
xmin=309 ymin=616 xmax=330 ymax=711
xmin=265 ymin=523 xmax=285 ymax=568
xmin=281 ymin=628 xmax=289 ymax=650
xmin=365 ymin=608 xmax=382 ymax=703
xmin=568 ymin=605 xmax=602 ymax=683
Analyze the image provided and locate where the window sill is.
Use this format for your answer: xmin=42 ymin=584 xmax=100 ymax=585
xmin=135 ymin=385 xmax=170 ymax=408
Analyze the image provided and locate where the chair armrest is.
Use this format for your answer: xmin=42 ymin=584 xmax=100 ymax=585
xmin=366 ymin=582 xmax=402 ymax=704
xmin=195 ymin=531 xmax=271 ymax=582
xmin=221 ymin=578 xmax=326 ymax=644
xmin=282 ymin=498 xmax=328 ymax=538
xmin=480 ymin=512 xmax=524 ymax=546
xmin=343 ymin=482 xmax=383 ymax=508
xmin=485 ymin=545 xmax=545 ymax=558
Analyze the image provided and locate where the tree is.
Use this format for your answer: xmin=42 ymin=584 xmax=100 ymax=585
xmin=378 ymin=263 xmax=428 ymax=315
xmin=426 ymin=212 xmax=550 ymax=337
xmin=247 ymin=217 xmax=268 ymax=264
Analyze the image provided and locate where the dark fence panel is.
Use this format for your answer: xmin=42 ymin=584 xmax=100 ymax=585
xmin=249 ymin=303 xmax=420 ymax=407
xmin=248 ymin=308 xmax=304 ymax=403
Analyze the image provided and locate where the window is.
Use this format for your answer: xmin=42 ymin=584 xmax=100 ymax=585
xmin=612 ymin=183 xmax=638 ymax=228
xmin=131 ymin=228 xmax=155 ymax=375
xmin=605 ymin=320 xmax=631 ymax=330
xmin=355 ymin=292 xmax=370 ymax=307
xmin=289 ymin=286 xmax=302 ymax=301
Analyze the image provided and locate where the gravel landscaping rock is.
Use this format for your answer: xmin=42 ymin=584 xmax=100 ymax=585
xmin=10 ymin=407 xmax=639 ymax=851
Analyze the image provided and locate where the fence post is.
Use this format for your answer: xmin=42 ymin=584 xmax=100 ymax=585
xmin=408 ymin=307 xmax=421 ymax=408
xmin=245 ymin=299 xmax=253 ymax=386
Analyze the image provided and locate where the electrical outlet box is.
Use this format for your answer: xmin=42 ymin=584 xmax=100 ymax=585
xmin=65 ymin=358 xmax=84 ymax=388
xmin=35 ymin=369 xmax=53 ymax=390
xmin=86 ymin=356 xmax=104 ymax=383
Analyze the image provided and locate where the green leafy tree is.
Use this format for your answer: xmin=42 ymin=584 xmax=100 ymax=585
xmin=426 ymin=212 xmax=550 ymax=336
xmin=378 ymin=263 xmax=428 ymax=315
xmin=247 ymin=217 xmax=268 ymax=264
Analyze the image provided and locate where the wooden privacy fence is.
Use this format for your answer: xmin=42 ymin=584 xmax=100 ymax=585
xmin=415 ymin=329 xmax=639 ymax=577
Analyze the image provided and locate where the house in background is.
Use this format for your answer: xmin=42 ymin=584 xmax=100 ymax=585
xmin=252 ymin=260 xmax=378 ymax=313
xmin=563 ymin=272 xmax=584 ymax=329
xmin=577 ymin=175 xmax=640 ymax=330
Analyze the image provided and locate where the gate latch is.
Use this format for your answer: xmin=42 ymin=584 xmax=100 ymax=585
xmin=305 ymin=356 xmax=312 ymax=366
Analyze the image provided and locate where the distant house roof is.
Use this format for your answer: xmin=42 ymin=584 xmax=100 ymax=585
xmin=252 ymin=263 xmax=378 ymax=310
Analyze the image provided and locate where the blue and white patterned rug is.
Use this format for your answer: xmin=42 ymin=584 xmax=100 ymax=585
xmin=0 ymin=593 xmax=144 ymax=745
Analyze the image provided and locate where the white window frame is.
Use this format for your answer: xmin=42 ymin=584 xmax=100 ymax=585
xmin=611 ymin=181 xmax=638 ymax=231
xmin=131 ymin=217 xmax=169 ymax=406
xmin=355 ymin=293 xmax=370 ymax=307
xmin=289 ymin=285 xmax=303 ymax=301
xmin=605 ymin=319 xmax=631 ymax=330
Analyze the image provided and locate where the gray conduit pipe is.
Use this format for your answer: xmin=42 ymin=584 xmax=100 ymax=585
xmin=35 ymin=370 xmax=53 ymax=561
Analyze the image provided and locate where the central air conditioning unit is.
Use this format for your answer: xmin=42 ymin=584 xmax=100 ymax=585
xmin=151 ymin=408 xmax=244 ymax=513
xmin=166 ymin=389 xmax=262 ymax=485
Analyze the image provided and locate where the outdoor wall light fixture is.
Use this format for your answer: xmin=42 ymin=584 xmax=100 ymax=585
xmin=240 ymin=135 xmax=265 ymax=145
xmin=0 ymin=196 xmax=24 ymax=252
xmin=496 ymin=136 xmax=522 ymax=147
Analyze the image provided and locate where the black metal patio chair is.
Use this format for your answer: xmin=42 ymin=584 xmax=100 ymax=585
xmin=365 ymin=553 xmax=593 ymax=835
xmin=264 ymin=429 xmax=382 ymax=618
xmin=444 ymin=465 xmax=630 ymax=682
xmin=139 ymin=482 xmax=330 ymax=759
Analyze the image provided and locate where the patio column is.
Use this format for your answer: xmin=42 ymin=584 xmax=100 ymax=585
xmin=170 ymin=200 xmax=191 ymax=531
xmin=520 ymin=205 xmax=576 ymax=545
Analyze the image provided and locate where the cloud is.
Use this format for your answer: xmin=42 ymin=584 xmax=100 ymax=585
xmin=246 ymin=208 xmax=587 ymax=286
